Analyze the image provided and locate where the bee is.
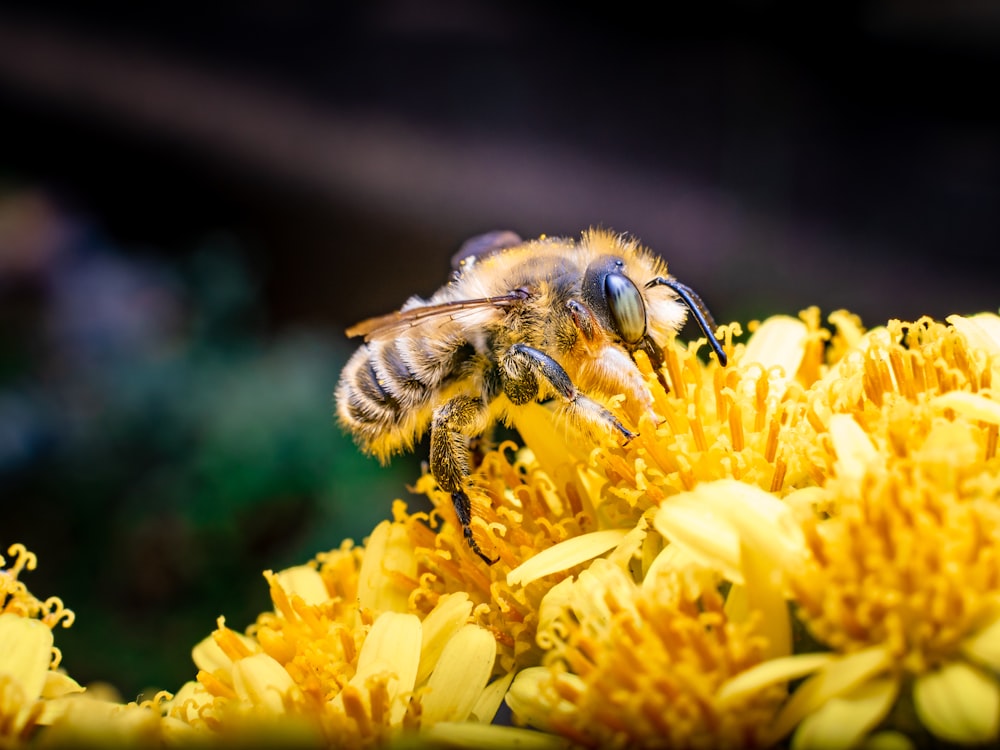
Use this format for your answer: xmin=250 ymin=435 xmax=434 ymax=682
xmin=335 ymin=228 xmax=727 ymax=564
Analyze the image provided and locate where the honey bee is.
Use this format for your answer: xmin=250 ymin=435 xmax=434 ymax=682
xmin=335 ymin=228 xmax=727 ymax=563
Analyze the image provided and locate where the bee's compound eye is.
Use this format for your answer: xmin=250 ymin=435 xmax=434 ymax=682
xmin=605 ymin=272 xmax=646 ymax=344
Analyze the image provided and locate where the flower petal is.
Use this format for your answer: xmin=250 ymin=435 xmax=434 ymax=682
xmin=768 ymin=646 xmax=893 ymax=744
xmin=506 ymin=667 xmax=580 ymax=732
xmin=506 ymin=529 xmax=627 ymax=587
xmin=913 ymin=661 xmax=1000 ymax=744
xmin=348 ymin=611 xmax=422 ymax=724
xmin=653 ymin=495 xmax=741 ymax=582
xmin=275 ymin=565 xmax=329 ymax=606
xmin=166 ymin=681 xmax=212 ymax=724
xmin=421 ymin=624 xmax=497 ymax=724
xmin=931 ymin=391 xmax=1000 ymax=425
xmin=742 ymin=315 xmax=809 ymax=398
xmin=735 ymin=540 xmax=792 ymax=659
xmin=355 ymin=612 xmax=421 ymax=686
xmin=0 ymin=612 xmax=54 ymax=732
xmin=191 ymin=629 xmax=259 ymax=673
xmin=469 ymin=671 xmax=516 ymax=724
xmin=960 ymin=607 xmax=1000 ymax=670
xmin=718 ymin=652 xmax=834 ymax=705
xmin=511 ymin=402 xmax=594 ymax=471
xmin=231 ymin=653 xmax=300 ymax=714
xmin=693 ymin=479 xmax=806 ymax=571
xmin=40 ymin=669 xmax=85 ymax=700
xmin=641 ymin=543 xmax=713 ymax=597
xmin=423 ymin=721 xmax=568 ymax=749
xmin=829 ymin=414 xmax=878 ymax=483
xmin=948 ymin=313 xmax=1000 ymax=356
xmin=417 ymin=592 xmax=474 ymax=686
xmin=791 ymin=676 xmax=898 ymax=750
xmin=357 ymin=521 xmax=418 ymax=614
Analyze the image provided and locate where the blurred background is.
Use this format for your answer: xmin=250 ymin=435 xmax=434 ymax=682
xmin=1 ymin=1 xmax=998 ymax=698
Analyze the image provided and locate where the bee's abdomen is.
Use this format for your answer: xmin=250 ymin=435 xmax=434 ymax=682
xmin=335 ymin=339 xmax=433 ymax=459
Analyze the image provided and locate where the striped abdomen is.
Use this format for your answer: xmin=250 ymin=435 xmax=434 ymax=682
xmin=335 ymin=334 xmax=476 ymax=461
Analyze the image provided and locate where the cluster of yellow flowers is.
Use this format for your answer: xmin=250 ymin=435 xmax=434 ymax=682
xmin=3 ymin=308 xmax=1000 ymax=749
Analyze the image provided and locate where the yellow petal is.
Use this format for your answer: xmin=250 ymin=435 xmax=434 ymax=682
xmin=160 ymin=715 xmax=205 ymax=746
xmin=506 ymin=667 xmax=579 ymax=731
xmin=506 ymin=529 xmax=628 ymax=587
xmin=191 ymin=630 xmax=259 ymax=673
xmin=742 ymin=315 xmax=809 ymax=399
xmin=469 ymin=671 xmax=516 ymax=724
xmin=42 ymin=697 xmax=162 ymax=744
xmin=275 ymin=565 xmax=329 ymax=606
xmin=738 ymin=540 xmax=792 ymax=659
xmin=536 ymin=558 xmax=633 ymax=649
xmin=693 ymin=479 xmax=806 ymax=572
xmin=348 ymin=611 xmax=422 ymax=724
xmin=961 ymin=608 xmax=1000 ymax=670
xmin=768 ymin=646 xmax=893 ymax=744
xmin=948 ymin=313 xmax=1000 ymax=356
xmin=718 ymin=652 xmax=834 ymax=705
xmin=828 ymin=310 xmax=866 ymax=350
xmin=642 ymin=542 xmax=713 ymax=598
xmin=33 ymin=672 xmax=87 ymax=727
xmin=355 ymin=612 xmax=421 ymax=684
xmin=512 ymin=402 xmax=594 ymax=471
xmin=829 ymin=414 xmax=878 ymax=484
xmin=913 ymin=661 xmax=1000 ymax=744
xmin=231 ymin=653 xmax=300 ymax=713
xmin=653 ymin=495 xmax=741 ymax=582
xmin=421 ymin=624 xmax=497 ymax=724
xmin=166 ymin=680 xmax=212 ymax=724
xmin=931 ymin=391 xmax=1000 ymax=425
xmin=423 ymin=722 xmax=569 ymax=749
xmin=791 ymin=676 xmax=898 ymax=750
xmin=40 ymin=670 xmax=85 ymax=700
xmin=357 ymin=521 xmax=418 ymax=614
xmin=417 ymin=592 xmax=474 ymax=686
xmin=0 ymin=612 xmax=54 ymax=732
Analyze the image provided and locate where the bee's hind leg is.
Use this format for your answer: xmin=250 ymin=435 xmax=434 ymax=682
xmin=429 ymin=395 xmax=499 ymax=564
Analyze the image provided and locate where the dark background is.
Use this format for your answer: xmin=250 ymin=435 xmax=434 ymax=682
xmin=1 ymin=1 xmax=998 ymax=698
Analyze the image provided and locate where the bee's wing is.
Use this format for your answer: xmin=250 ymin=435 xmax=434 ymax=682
xmin=450 ymin=230 xmax=523 ymax=271
xmin=346 ymin=291 xmax=527 ymax=342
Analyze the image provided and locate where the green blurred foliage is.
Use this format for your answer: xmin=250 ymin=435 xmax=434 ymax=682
xmin=1 ymin=195 xmax=418 ymax=698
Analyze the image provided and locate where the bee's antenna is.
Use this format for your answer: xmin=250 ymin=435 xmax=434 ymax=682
xmin=645 ymin=277 xmax=728 ymax=366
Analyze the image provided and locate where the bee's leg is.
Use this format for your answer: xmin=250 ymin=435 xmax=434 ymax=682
xmin=429 ymin=395 xmax=499 ymax=564
xmin=504 ymin=343 xmax=637 ymax=442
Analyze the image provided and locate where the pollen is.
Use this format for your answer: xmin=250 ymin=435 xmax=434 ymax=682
xmin=788 ymin=316 xmax=1000 ymax=674
xmin=509 ymin=560 xmax=785 ymax=748
xmin=586 ymin=312 xmax=829 ymax=531
xmin=792 ymin=442 xmax=1000 ymax=672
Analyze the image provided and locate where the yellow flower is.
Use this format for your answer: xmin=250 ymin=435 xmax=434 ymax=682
xmin=16 ymin=309 xmax=1000 ymax=750
xmin=717 ymin=313 xmax=1000 ymax=748
xmin=0 ymin=545 xmax=83 ymax=745
xmin=507 ymin=558 xmax=786 ymax=748
xmin=0 ymin=546 xmax=190 ymax=748
xmin=166 ymin=539 xmax=515 ymax=748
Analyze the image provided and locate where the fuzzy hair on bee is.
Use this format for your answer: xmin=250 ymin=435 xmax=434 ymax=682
xmin=335 ymin=228 xmax=727 ymax=563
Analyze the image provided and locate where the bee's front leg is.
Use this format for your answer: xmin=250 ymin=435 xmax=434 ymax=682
xmin=429 ymin=395 xmax=498 ymax=564
xmin=503 ymin=343 xmax=637 ymax=442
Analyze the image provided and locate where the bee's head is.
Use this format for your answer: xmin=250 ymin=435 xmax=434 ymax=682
xmin=581 ymin=255 xmax=648 ymax=346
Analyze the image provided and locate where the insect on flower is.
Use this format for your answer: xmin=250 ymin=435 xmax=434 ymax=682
xmin=335 ymin=228 xmax=728 ymax=563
